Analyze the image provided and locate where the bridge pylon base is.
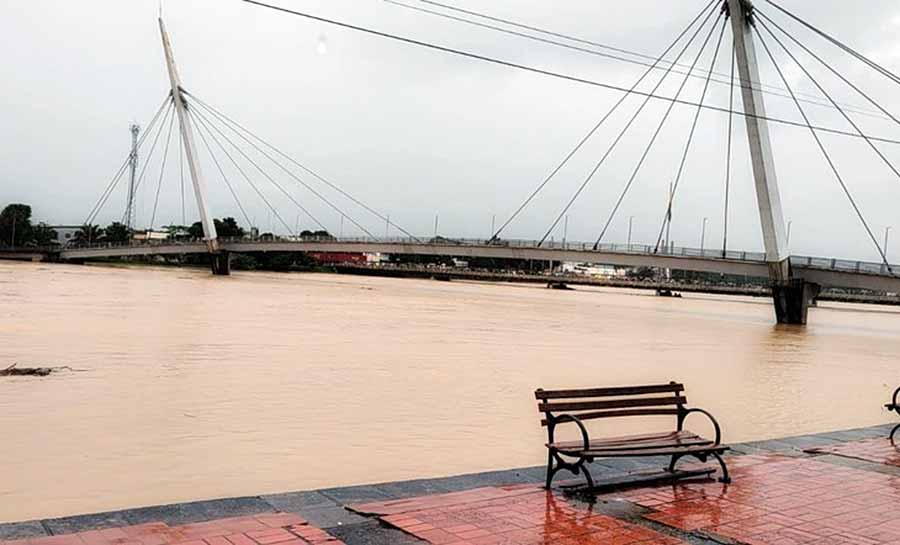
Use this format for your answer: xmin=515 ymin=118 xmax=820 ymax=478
xmin=210 ymin=251 xmax=231 ymax=276
xmin=772 ymin=279 xmax=820 ymax=325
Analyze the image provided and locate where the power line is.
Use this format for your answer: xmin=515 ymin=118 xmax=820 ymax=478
xmin=756 ymin=17 xmax=900 ymax=189
xmin=492 ymin=0 xmax=719 ymax=242
xmin=763 ymin=0 xmax=900 ymax=87
xmin=753 ymin=23 xmax=893 ymax=273
xmin=755 ymin=9 xmax=900 ymax=131
xmin=386 ymin=0 xmax=885 ymax=120
xmin=592 ymin=10 xmax=725 ymax=249
xmin=241 ymin=0 xmax=900 ymax=146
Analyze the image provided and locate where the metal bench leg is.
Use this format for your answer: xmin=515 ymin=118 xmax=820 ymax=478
xmin=545 ymin=450 xmax=594 ymax=490
xmin=545 ymin=450 xmax=557 ymax=489
xmin=713 ymin=452 xmax=731 ymax=484
xmin=667 ymin=454 xmax=684 ymax=473
xmin=891 ymin=423 xmax=900 ymax=445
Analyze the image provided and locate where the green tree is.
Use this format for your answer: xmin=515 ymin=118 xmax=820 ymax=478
xmin=0 ymin=204 xmax=34 ymax=247
xmin=32 ymin=223 xmax=58 ymax=246
xmin=188 ymin=217 xmax=246 ymax=239
xmin=104 ymin=222 xmax=131 ymax=244
xmin=72 ymin=224 xmax=104 ymax=245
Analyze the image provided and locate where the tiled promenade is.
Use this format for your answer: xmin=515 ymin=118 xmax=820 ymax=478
xmin=3 ymin=423 xmax=900 ymax=545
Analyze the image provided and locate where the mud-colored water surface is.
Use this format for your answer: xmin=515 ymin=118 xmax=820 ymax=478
xmin=1 ymin=261 xmax=897 ymax=522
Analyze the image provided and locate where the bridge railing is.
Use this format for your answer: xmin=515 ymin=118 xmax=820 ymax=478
xmin=46 ymin=236 xmax=899 ymax=278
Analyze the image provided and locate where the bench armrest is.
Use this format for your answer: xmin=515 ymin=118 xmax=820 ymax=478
xmin=548 ymin=413 xmax=591 ymax=451
xmin=680 ymin=407 xmax=722 ymax=445
xmin=892 ymin=386 xmax=900 ymax=409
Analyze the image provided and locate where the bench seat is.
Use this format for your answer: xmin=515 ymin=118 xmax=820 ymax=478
xmin=536 ymin=383 xmax=731 ymax=490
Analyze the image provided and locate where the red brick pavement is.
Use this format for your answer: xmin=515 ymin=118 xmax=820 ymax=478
xmin=353 ymin=487 xmax=686 ymax=545
xmin=0 ymin=514 xmax=343 ymax=545
xmin=613 ymin=454 xmax=900 ymax=544
xmin=806 ymin=437 xmax=900 ymax=468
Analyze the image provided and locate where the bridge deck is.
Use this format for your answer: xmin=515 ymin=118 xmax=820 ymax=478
xmin=8 ymin=237 xmax=899 ymax=293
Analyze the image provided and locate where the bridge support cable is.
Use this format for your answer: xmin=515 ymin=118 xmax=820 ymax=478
xmin=183 ymin=90 xmax=417 ymax=241
xmin=589 ymin=9 xmax=726 ymax=250
xmin=148 ymin=111 xmax=179 ymax=232
xmin=187 ymin=107 xmax=291 ymax=235
xmin=188 ymin=105 xmax=350 ymax=237
xmin=85 ymin=94 xmax=172 ymax=227
xmin=755 ymin=18 xmax=900 ymax=188
xmin=652 ymin=18 xmax=729 ymax=254
xmin=186 ymin=94 xmax=379 ymax=240
xmin=722 ymin=36 xmax=736 ymax=258
xmin=753 ymin=26 xmax=894 ymax=274
xmin=242 ymin=0 xmax=900 ymax=146
xmin=179 ymin=128 xmax=187 ymax=226
xmin=90 ymin=100 xmax=174 ymax=228
xmin=763 ymin=0 xmax=900 ymax=88
xmin=755 ymin=12 xmax=900 ymax=152
xmin=389 ymin=0 xmax=883 ymax=121
xmin=490 ymin=0 xmax=719 ymax=243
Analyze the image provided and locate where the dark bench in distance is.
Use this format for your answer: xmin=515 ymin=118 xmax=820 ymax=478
xmin=886 ymin=386 xmax=900 ymax=443
xmin=535 ymin=382 xmax=731 ymax=489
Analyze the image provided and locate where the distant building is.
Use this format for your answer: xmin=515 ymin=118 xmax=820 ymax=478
xmin=49 ymin=225 xmax=82 ymax=247
xmin=132 ymin=231 xmax=170 ymax=242
xmin=561 ymin=262 xmax=628 ymax=278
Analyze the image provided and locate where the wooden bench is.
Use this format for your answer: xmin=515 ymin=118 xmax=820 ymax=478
xmin=536 ymin=382 xmax=731 ymax=489
xmin=886 ymin=386 xmax=900 ymax=443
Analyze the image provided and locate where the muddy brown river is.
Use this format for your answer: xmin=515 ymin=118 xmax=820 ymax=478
xmin=1 ymin=261 xmax=897 ymax=522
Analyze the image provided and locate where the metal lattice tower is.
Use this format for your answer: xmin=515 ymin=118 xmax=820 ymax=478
xmin=125 ymin=124 xmax=141 ymax=230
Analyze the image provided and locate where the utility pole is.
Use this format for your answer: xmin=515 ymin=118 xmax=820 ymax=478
xmin=125 ymin=124 xmax=140 ymax=230
xmin=434 ymin=213 xmax=439 ymax=238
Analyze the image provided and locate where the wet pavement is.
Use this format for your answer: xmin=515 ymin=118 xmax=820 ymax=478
xmin=3 ymin=424 xmax=900 ymax=545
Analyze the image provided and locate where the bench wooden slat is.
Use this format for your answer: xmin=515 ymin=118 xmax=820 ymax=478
xmin=583 ymin=444 xmax=730 ymax=457
xmin=550 ymin=431 xmax=698 ymax=451
xmin=541 ymin=408 xmax=680 ymax=426
xmin=535 ymin=383 xmax=684 ymax=400
xmin=539 ymin=396 xmax=686 ymax=413
xmin=553 ymin=437 xmax=712 ymax=454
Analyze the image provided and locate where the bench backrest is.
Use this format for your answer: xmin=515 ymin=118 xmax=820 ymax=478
xmin=535 ymin=382 xmax=686 ymax=426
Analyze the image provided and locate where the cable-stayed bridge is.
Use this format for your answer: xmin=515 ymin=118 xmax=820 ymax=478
xmin=28 ymin=0 xmax=900 ymax=324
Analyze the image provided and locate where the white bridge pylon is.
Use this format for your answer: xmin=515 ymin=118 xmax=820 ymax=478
xmin=158 ymin=17 xmax=219 ymax=252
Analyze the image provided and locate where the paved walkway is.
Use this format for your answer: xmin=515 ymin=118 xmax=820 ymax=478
xmin=3 ymin=424 xmax=899 ymax=545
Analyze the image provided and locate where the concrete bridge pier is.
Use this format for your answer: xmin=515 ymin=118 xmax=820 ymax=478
xmin=772 ymin=279 xmax=821 ymax=325
xmin=210 ymin=252 xmax=231 ymax=276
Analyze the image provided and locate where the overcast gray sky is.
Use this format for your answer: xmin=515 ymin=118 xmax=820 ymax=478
xmin=2 ymin=0 xmax=900 ymax=261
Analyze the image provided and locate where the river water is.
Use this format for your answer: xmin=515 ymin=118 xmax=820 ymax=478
xmin=1 ymin=261 xmax=898 ymax=522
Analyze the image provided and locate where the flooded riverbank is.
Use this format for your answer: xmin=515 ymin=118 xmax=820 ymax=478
xmin=2 ymin=261 xmax=897 ymax=522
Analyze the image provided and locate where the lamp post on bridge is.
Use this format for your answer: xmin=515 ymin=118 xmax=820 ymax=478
xmin=627 ymin=216 xmax=634 ymax=248
xmin=786 ymin=220 xmax=793 ymax=249
xmin=886 ymin=226 xmax=892 ymax=262
xmin=434 ymin=213 xmax=439 ymax=238
xmin=700 ymin=217 xmax=709 ymax=254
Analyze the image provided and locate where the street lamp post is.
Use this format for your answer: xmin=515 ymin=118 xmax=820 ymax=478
xmin=434 ymin=213 xmax=439 ymax=238
xmin=563 ymin=215 xmax=568 ymax=247
xmin=627 ymin=216 xmax=634 ymax=248
xmin=885 ymin=226 xmax=892 ymax=262
xmin=700 ymin=217 xmax=709 ymax=253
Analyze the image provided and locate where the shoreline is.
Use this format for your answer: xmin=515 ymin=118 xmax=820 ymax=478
xmin=2 ymin=423 xmax=895 ymax=541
